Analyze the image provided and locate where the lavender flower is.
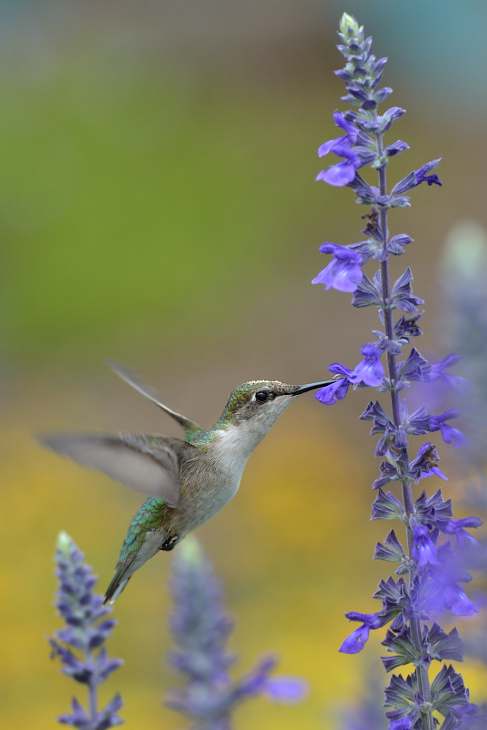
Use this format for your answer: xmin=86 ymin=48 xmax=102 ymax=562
xmin=339 ymin=612 xmax=384 ymax=654
xmin=315 ymin=363 xmax=353 ymax=405
xmin=49 ymin=532 xmax=124 ymax=730
xmin=311 ymin=13 xmax=482 ymax=730
xmin=312 ymin=243 xmax=364 ymax=292
xmin=349 ymin=344 xmax=385 ymax=387
xmin=165 ymin=537 xmax=306 ymax=729
xmin=315 ymin=110 xmax=369 ymax=186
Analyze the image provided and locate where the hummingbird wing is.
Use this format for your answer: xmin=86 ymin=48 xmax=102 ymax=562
xmin=40 ymin=432 xmax=188 ymax=507
xmin=107 ymin=360 xmax=203 ymax=441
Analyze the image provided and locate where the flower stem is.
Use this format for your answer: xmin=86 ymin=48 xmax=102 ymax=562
xmin=87 ymin=650 xmax=98 ymax=730
xmin=376 ymin=136 xmax=434 ymax=730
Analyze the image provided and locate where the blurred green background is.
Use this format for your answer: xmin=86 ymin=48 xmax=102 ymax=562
xmin=1 ymin=1 xmax=487 ymax=727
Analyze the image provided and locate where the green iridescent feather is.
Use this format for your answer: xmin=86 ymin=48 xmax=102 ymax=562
xmin=119 ymin=497 xmax=166 ymax=560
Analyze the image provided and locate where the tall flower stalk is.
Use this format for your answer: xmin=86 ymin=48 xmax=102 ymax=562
xmin=49 ymin=532 xmax=124 ymax=730
xmin=312 ymin=14 xmax=483 ymax=730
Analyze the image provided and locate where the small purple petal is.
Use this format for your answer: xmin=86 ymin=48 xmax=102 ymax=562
xmin=318 ymin=136 xmax=346 ymax=158
xmin=444 ymin=517 xmax=483 ymax=533
xmin=329 ymin=362 xmax=354 ymax=378
xmin=430 ymin=466 xmax=448 ymax=481
xmin=429 ymin=410 xmax=469 ymax=448
xmin=333 ymin=110 xmax=358 ymax=140
xmin=439 ymin=423 xmax=469 ymax=448
xmin=316 ymin=160 xmax=357 ymax=186
xmin=339 ymin=625 xmax=370 ymax=654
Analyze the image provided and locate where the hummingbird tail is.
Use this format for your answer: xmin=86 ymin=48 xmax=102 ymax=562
xmin=103 ymin=577 xmax=131 ymax=605
xmin=103 ymin=565 xmax=132 ymax=605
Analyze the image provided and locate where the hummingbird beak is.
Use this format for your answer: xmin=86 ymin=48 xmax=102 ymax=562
xmin=288 ymin=379 xmax=338 ymax=396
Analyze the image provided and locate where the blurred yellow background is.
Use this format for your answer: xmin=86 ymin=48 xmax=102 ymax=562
xmin=1 ymin=1 xmax=486 ymax=728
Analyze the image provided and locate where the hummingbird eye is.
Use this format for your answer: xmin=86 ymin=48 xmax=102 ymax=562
xmin=255 ymin=390 xmax=269 ymax=404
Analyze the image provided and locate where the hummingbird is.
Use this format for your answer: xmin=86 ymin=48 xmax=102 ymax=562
xmin=41 ymin=361 xmax=334 ymax=604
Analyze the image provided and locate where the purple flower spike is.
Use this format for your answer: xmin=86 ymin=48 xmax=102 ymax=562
xmin=412 ymin=525 xmax=440 ymax=567
xmin=312 ymin=243 xmax=364 ymax=292
xmin=339 ymin=612 xmax=383 ymax=654
xmin=429 ymin=409 xmax=469 ymax=448
xmin=49 ymin=533 xmax=124 ymax=730
xmin=350 ymin=344 xmax=385 ymax=387
xmin=311 ymin=14 xmax=479 ymax=730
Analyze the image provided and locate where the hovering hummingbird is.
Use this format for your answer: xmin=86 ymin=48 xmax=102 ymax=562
xmin=41 ymin=362 xmax=334 ymax=604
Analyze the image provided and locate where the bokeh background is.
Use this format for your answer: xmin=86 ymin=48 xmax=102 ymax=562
xmin=2 ymin=0 xmax=487 ymax=727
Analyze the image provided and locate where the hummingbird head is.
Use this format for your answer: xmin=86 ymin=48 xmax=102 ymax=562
xmin=216 ymin=378 xmax=336 ymax=434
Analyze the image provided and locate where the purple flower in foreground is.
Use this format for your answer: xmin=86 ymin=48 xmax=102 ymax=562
xmin=49 ymin=532 xmax=124 ymax=730
xmin=429 ymin=409 xmax=469 ymax=448
xmin=412 ymin=525 xmax=440 ymax=567
xmin=166 ymin=537 xmax=305 ymax=728
xmin=312 ymin=243 xmax=364 ymax=292
xmin=350 ymin=345 xmax=385 ymax=387
xmin=339 ymin=612 xmax=384 ymax=654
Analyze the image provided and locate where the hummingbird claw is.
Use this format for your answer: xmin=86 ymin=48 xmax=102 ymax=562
xmin=160 ymin=534 xmax=180 ymax=551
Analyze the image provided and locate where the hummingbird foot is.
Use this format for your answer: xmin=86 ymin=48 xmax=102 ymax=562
xmin=160 ymin=534 xmax=180 ymax=551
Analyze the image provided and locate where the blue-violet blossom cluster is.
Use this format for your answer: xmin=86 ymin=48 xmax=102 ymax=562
xmin=165 ymin=536 xmax=306 ymax=730
xmin=49 ymin=532 xmax=124 ymax=729
xmin=312 ymin=15 xmax=484 ymax=730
